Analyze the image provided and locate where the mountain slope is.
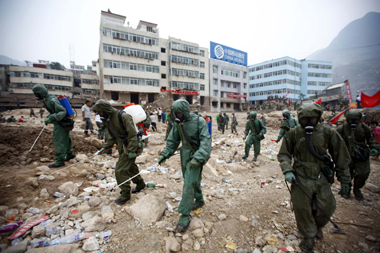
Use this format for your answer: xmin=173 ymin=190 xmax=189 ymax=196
xmin=0 ymin=55 xmax=26 ymax=66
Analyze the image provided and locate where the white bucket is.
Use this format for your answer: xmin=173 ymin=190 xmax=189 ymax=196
xmin=123 ymin=105 xmax=147 ymax=124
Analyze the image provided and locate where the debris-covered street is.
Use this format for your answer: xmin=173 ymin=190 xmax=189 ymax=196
xmin=0 ymin=109 xmax=379 ymax=253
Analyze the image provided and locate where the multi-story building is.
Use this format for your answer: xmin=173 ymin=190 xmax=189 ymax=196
xmin=80 ymin=73 xmax=100 ymax=98
xmin=8 ymin=64 xmax=73 ymax=97
xmin=98 ymin=10 xmax=209 ymax=108
xmin=248 ymin=56 xmax=332 ymax=104
xmin=209 ymin=42 xmax=248 ymax=112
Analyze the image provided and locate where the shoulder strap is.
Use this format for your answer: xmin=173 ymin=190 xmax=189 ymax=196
xmin=250 ymin=120 xmax=259 ymax=135
xmin=323 ymin=126 xmax=332 ymax=149
xmin=118 ymin=111 xmax=126 ymax=131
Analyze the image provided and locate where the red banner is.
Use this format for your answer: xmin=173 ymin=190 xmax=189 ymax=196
xmin=345 ymin=80 xmax=353 ymax=109
xmin=361 ymin=90 xmax=380 ymax=108
xmin=288 ymin=98 xmax=290 ymax=106
xmin=330 ymin=108 xmax=349 ymax=124
xmin=8 ymin=216 xmax=49 ymax=240
xmin=227 ymin=94 xmax=247 ymax=98
xmin=315 ymin=98 xmax=322 ymax=104
xmin=283 ymin=91 xmax=290 ymax=99
xmin=160 ymin=88 xmax=198 ymax=95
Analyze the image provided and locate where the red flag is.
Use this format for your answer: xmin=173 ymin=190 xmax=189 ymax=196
xmin=330 ymin=109 xmax=348 ymax=124
xmin=361 ymin=90 xmax=380 ymax=108
xmin=284 ymin=91 xmax=290 ymax=99
xmin=315 ymin=98 xmax=322 ymax=104
xmin=288 ymin=98 xmax=290 ymax=106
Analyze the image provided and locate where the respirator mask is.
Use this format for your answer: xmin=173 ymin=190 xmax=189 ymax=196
xmin=34 ymin=93 xmax=43 ymax=100
xmin=282 ymin=114 xmax=289 ymax=120
xmin=299 ymin=117 xmax=318 ymax=133
xmin=174 ymin=112 xmax=184 ymax=122
xmin=347 ymin=119 xmax=360 ymax=129
xmin=98 ymin=111 xmax=109 ymax=120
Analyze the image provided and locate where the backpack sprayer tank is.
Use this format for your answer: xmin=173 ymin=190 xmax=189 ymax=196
xmin=123 ymin=103 xmax=150 ymax=140
xmin=57 ymin=95 xmax=76 ymax=119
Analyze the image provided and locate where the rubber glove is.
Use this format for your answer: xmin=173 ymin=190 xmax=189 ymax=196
xmin=275 ymin=139 xmax=280 ymax=143
xmin=243 ymin=135 xmax=247 ymax=141
xmin=158 ymin=155 xmax=166 ymax=165
xmin=98 ymin=148 xmax=106 ymax=155
xmin=285 ymin=172 xmax=296 ymax=183
xmin=189 ymin=158 xmax=201 ymax=171
xmin=44 ymin=118 xmax=53 ymax=125
xmin=340 ymin=183 xmax=350 ymax=195
xmin=370 ymin=149 xmax=379 ymax=157
xmin=128 ymin=152 xmax=136 ymax=159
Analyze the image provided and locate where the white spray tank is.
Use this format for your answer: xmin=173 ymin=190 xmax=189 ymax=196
xmin=123 ymin=103 xmax=150 ymax=140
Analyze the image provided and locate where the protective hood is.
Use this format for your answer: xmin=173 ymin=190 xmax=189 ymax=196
xmin=194 ymin=110 xmax=198 ymax=115
xmin=345 ymin=110 xmax=362 ymax=120
xmin=172 ymin=99 xmax=190 ymax=120
xmin=297 ymin=103 xmax=322 ymax=120
xmin=219 ymin=112 xmax=223 ymax=116
xmin=250 ymin=111 xmax=257 ymax=119
xmin=282 ymin=110 xmax=291 ymax=119
xmin=92 ymin=99 xmax=114 ymax=115
xmin=31 ymin=84 xmax=49 ymax=99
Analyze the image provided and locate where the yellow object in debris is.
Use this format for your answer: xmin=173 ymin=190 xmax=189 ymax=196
xmin=247 ymin=179 xmax=251 ymax=181
xmin=268 ymin=235 xmax=278 ymax=245
xmin=225 ymin=241 xmax=238 ymax=251
xmin=194 ymin=208 xmax=203 ymax=215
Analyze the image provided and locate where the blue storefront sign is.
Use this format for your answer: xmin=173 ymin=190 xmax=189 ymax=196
xmin=210 ymin=41 xmax=247 ymax=66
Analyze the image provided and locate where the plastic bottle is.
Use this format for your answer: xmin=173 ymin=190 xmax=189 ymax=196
xmin=58 ymin=202 xmax=68 ymax=208
xmin=146 ymin=183 xmax=166 ymax=188
xmin=159 ymin=167 xmax=168 ymax=174
xmin=223 ymin=179 xmax=234 ymax=183
xmin=40 ymin=220 xmax=53 ymax=228
xmin=145 ymin=180 xmax=154 ymax=185
xmin=27 ymin=207 xmax=41 ymax=214
xmin=96 ymin=231 xmax=112 ymax=239
xmin=11 ymin=237 xmax=23 ymax=246
xmin=165 ymin=201 xmax=173 ymax=213
xmin=83 ymin=196 xmax=91 ymax=201
xmin=45 ymin=233 xmax=85 ymax=247
xmin=46 ymin=227 xmax=64 ymax=236
xmin=96 ymin=182 xmax=116 ymax=188
xmin=0 ymin=222 xmax=23 ymax=233
xmin=53 ymin=192 xmax=66 ymax=198
xmin=30 ymin=237 xmax=49 ymax=248
xmin=101 ymin=206 xmax=115 ymax=223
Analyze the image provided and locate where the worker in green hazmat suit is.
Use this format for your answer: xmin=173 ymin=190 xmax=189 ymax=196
xmin=158 ymin=99 xmax=211 ymax=232
xmin=32 ymin=84 xmax=75 ymax=168
xmin=224 ymin=113 xmax=229 ymax=130
xmin=217 ymin=112 xmax=225 ymax=134
xmin=93 ymin=100 xmax=145 ymax=205
xmin=243 ymin=111 xmax=266 ymax=161
xmin=165 ymin=107 xmax=175 ymax=141
xmin=337 ymin=110 xmax=380 ymax=200
xmin=278 ymin=103 xmax=351 ymax=252
xmin=276 ymin=109 xmax=299 ymax=143
xmin=231 ymin=113 xmax=238 ymax=134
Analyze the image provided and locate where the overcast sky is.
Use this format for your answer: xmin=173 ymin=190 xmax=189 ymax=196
xmin=1 ymin=0 xmax=379 ymax=68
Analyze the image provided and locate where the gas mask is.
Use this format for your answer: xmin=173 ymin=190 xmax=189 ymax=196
xmin=98 ymin=111 xmax=109 ymax=120
xmin=299 ymin=117 xmax=318 ymax=131
xmin=347 ymin=119 xmax=360 ymax=129
xmin=283 ymin=114 xmax=289 ymax=120
xmin=174 ymin=112 xmax=184 ymax=122
xmin=34 ymin=93 xmax=43 ymax=100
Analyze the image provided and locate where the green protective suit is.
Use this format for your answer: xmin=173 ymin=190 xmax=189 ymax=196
xmin=32 ymin=84 xmax=73 ymax=163
xmin=244 ymin=112 xmax=266 ymax=159
xmin=277 ymin=103 xmax=351 ymax=241
xmin=277 ymin=110 xmax=299 ymax=142
xmin=231 ymin=115 xmax=238 ymax=134
xmin=161 ymin=99 xmax=211 ymax=224
xmin=217 ymin=112 xmax=225 ymax=134
xmin=92 ymin=100 xmax=144 ymax=200
xmin=165 ymin=108 xmax=175 ymax=141
xmin=336 ymin=111 xmax=380 ymax=193
xmin=224 ymin=113 xmax=229 ymax=129
xmin=6 ymin=117 xmax=16 ymax=123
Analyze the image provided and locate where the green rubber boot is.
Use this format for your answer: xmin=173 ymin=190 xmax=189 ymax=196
xmin=176 ymin=215 xmax=190 ymax=232
xmin=48 ymin=160 xmax=65 ymax=168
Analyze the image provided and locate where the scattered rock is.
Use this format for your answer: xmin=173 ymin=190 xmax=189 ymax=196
xmin=218 ymin=213 xmax=227 ymax=221
xmin=35 ymin=166 xmax=50 ymax=172
xmin=192 ymin=228 xmax=204 ymax=239
xmin=135 ymin=155 xmax=147 ymax=164
xmin=255 ymin=236 xmax=266 ymax=247
xmin=193 ymin=240 xmax=201 ymax=251
xmin=167 ymin=192 xmax=177 ymax=199
xmin=40 ymin=158 xmax=50 ymax=162
xmin=166 ymin=237 xmax=181 ymax=252
xmin=88 ymin=196 xmax=101 ymax=207
xmin=0 ymin=206 xmax=9 ymax=217
xmin=127 ymin=194 xmax=166 ymax=224
xmin=365 ymin=183 xmax=380 ymax=193
xmin=39 ymin=188 xmax=49 ymax=198
xmin=58 ymin=182 xmax=79 ymax=197
xmin=239 ymin=215 xmax=249 ymax=222
xmin=189 ymin=217 xmax=204 ymax=230
xmin=82 ymin=211 xmax=96 ymax=221
xmin=169 ymin=174 xmax=181 ymax=180
xmin=46 ymin=205 xmax=59 ymax=215
xmin=31 ymin=225 xmax=45 ymax=238
xmin=5 ymin=209 xmax=18 ymax=219
xmin=25 ymin=243 xmax=81 ymax=253
xmin=251 ymin=216 xmax=260 ymax=227
xmin=67 ymin=196 xmax=78 ymax=208
xmin=82 ymin=237 xmax=99 ymax=251
xmin=358 ymin=242 xmax=369 ymax=252
xmin=365 ymin=235 xmax=376 ymax=242
xmin=81 ymin=216 xmax=105 ymax=232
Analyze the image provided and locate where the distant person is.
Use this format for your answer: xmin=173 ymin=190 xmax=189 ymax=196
xmin=356 ymin=94 xmax=361 ymax=108
xmin=261 ymin=114 xmax=266 ymax=126
xmin=17 ymin=101 xmax=20 ymax=108
xmin=158 ymin=108 xmax=162 ymax=122
xmin=18 ymin=116 xmax=25 ymax=123
xmin=0 ymin=115 xmax=5 ymax=123
xmin=82 ymin=100 xmax=94 ymax=137
xmin=30 ymin=108 xmax=38 ymax=118
xmin=6 ymin=116 xmax=16 ymax=123
xmin=162 ymin=111 xmax=166 ymax=124
xmin=150 ymin=113 xmax=157 ymax=131
xmin=39 ymin=108 xmax=45 ymax=119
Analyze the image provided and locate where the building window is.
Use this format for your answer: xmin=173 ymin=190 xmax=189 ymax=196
xmin=213 ymin=90 xmax=218 ymax=96
xmin=200 ymin=84 xmax=205 ymax=91
xmin=243 ymin=83 xmax=247 ymax=89
xmin=233 ymin=84 xmax=237 ymax=89
xmin=243 ymin=72 xmax=247 ymax=79
xmin=221 ymin=82 xmax=224 ymax=87
xmin=200 ymin=61 xmax=205 ymax=68
xmin=171 ymin=42 xmax=200 ymax=54
xmin=170 ymin=55 xmax=199 ymax=66
xmin=161 ymin=74 xmax=166 ymax=79
xmin=213 ymin=66 xmax=217 ymax=74
xmin=227 ymin=103 xmax=231 ymax=108
xmin=161 ymin=48 xmax=166 ymax=53
xmin=200 ymin=50 xmax=205 ymax=56
xmin=213 ymin=79 xmax=217 ymax=85
xmin=227 ymin=83 xmax=231 ymax=88
xmin=200 ymin=73 xmax=205 ymax=79
xmin=161 ymin=61 xmax=166 ymax=66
